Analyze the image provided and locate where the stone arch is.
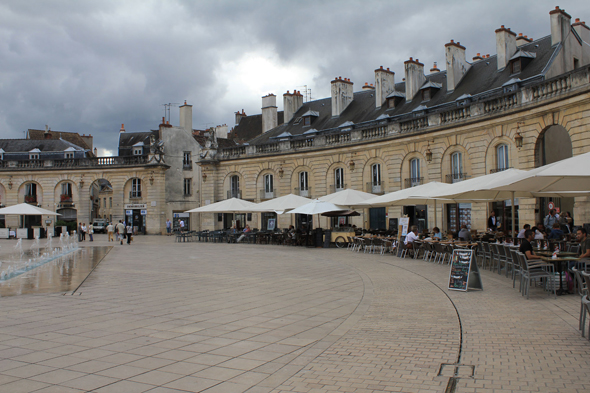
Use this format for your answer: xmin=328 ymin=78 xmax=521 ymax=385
xmin=90 ymin=178 xmax=115 ymax=222
xmin=484 ymin=136 xmax=518 ymax=174
xmin=534 ymin=124 xmax=572 ymax=167
xmin=223 ymin=171 xmax=244 ymax=199
xmin=440 ymin=144 xmax=472 ymax=183
xmin=18 ymin=180 xmax=43 ymax=205
xmin=0 ymin=183 xmax=5 ymax=206
xmin=123 ymin=177 xmax=145 ymax=202
xmin=256 ymin=168 xmax=277 ymax=200
xmin=362 ymin=157 xmax=387 ymax=193
xmin=400 ymin=151 xmax=428 ymax=189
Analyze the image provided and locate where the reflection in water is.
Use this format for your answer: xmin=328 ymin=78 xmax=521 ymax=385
xmin=0 ymin=247 xmax=111 ymax=297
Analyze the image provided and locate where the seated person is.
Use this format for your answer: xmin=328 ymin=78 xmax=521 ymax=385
xmin=288 ymin=225 xmax=296 ymax=240
xmin=577 ymin=228 xmax=590 ymax=259
xmin=432 ymin=227 xmax=442 ymax=241
xmin=532 ymin=226 xmax=545 ymax=240
xmin=458 ymin=225 xmax=472 ymax=241
xmin=536 ymin=223 xmax=546 ymax=236
xmin=404 ymin=226 xmax=419 ymax=249
xmin=236 ymin=225 xmax=252 ymax=242
xmin=548 ymin=223 xmax=564 ymax=240
xmin=519 ymin=229 xmax=541 ymax=260
xmin=517 ymin=224 xmax=530 ymax=239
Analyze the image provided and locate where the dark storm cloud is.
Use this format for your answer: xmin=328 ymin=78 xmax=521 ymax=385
xmin=0 ymin=0 xmax=587 ymax=154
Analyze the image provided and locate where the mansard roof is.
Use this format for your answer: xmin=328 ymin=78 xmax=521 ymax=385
xmin=118 ymin=131 xmax=158 ymax=147
xmin=27 ymin=129 xmax=92 ymax=150
xmin=246 ymin=35 xmax=556 ymax=145
xmin=0 ymin=139 xmax=85 ymax=152
xmin=229 ymin=111 xmax=284 ymax=143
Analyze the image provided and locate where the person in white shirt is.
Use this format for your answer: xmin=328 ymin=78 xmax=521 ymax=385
xmin=517 ymin=224 xmax=530 ymax=239
xmin=404 ymin=226 xmax=419 ymax=249
xmin=179 ymin=220 xmax=185 ymax=231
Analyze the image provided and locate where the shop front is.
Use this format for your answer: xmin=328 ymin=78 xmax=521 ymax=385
xmin=173 ymin=212 xmax=190 ymax=231
xmin=125 ymin=203 xmax=147 ymax=234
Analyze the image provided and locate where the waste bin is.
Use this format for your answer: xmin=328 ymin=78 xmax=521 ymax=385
xmin=323 ymin=230 xmax=331 ymax=248
xmin=315 ymin=228 xmax=324 ymax=248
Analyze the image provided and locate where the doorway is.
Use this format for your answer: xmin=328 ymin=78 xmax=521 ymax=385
xmin=369 ymin=207 xmax=386 ymax=230
xmin=403 ymin=205 xmax=428 ymax=232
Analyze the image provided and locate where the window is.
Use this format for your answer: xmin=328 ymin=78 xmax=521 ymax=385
xmin=511 ymin=59 xmax=521 ymax=74
xmin=264 ymin=174 xmax=273 ymax=193
xmin=574 ymin=57 xmax=580 ymax=69
xmin=30 ymin=153 xmax=39 ymax=160
xmin=98 ymin=198 xmax=101 ymax=207
xmin=304 ymin=116 xmax=311 ymax=126
xmin=131 ymin=178 xmax=142 ymax=198
xmin=184 ymin=178 xmax=192 ymax=196
xmin=410 ymin=158 xmax=421 ymax=187
xmin=335 ymin=167 xmax=345 ymax=190
xmin=372 ymin=164 xmax=381 ymax=185
xmin=183 ymin=152 xmax=192 ymax=169
xmin=103 ymin=198 xmax=106 ymax=208
xmin=422 ymin=88 xmax=431 ymax=101
xmin=133 ymin=148 xmax=142 ymax=155
xmin=230 ymin=175 xmax=240 ymax=198
xmin=109 ymin=197 xmax=112 ymax=208
xmin=299 ymin=171 xmax=309 ymax=196
xmin=451 ymin=152 xmax=463 ymax=183
xmin=61 ymin=182 xmax=72 ymax=197
xmin=497 ymin=144 xmax=509 ymax=171
xmin=25 ymin=183 xmax=37 ymax=203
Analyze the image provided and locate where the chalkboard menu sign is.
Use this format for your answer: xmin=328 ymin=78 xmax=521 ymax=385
xmin=448 ymin=249 xmax=483 ymax=291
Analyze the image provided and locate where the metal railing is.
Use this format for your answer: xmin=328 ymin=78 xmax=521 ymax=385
xmin=260 ymin=190 xmax=276 ymax=200
xmin=366 ymin=181 xmax=385 ymax=194
xmin=404 ymin=177 xmax=423 ymax=188
xmin=329 ymin=184 xmax=347 ymax=194
xmin=446 ymin=173 xmax=470 ymax=183
xmin=227 ymin=190 xmax=241 ymax=199
xmin=294 ymin=187 xmax=311 ymax=197
xmin=489 ymin=167 xmax=512 ymax=174
xmin=129 ymin=191 xmax=142 ymax=199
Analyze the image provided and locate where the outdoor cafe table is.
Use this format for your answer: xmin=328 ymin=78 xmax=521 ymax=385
xmin=540 ymin=256 xmax=580 ymax=295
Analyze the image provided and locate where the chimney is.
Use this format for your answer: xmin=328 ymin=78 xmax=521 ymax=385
xmin=404 ymin=58 xmax=425 ymax=102
xmin=331 ymin=77 xmax=354 ymax=116
xmin=235 ymin=109 xmax=247 ymax=126
xmin=445 ymin=40 xmax=471 ymax=92
xmin=120 ymin=123 xmax=125 ymax=133
xmin=283 ymin=90 xmax=304 ymax=123
xmin=44 ymin=125 xmax=51 ymax=139
xmin=472 ymin=53 xmax=484 ymax=62
xmin=362 ymin=83 xmax=375 ymax=90
xmin=495 ymin=25 xmax=517 ymax=71
xmin=430 ymin=62 xmax=441 ymax=72
xmin=550 ymin=6 xmax=572 ymax=46
xmin=179 ymin=100 xmax=193 ymax=133
xmin=516 ymin=33 xmax=533 ymax=47
xmin=573 ymin=18 xmax=590 ymax=46
xmin=261 ymin=94 xmax=278 ymax=133
xmin=374 ymin=66 xmax=395 ymax=109
xmin=93 ymin=147 xmax=98 ymax=156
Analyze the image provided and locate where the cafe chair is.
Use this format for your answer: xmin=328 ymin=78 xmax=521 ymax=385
xmin=398 ymin=241 xmax=409 ymax=258
xmin=518 ymin=252 xmax=556 ymax=299
xmin=347 ymin=236 xmax=355 ymax=251
xmin=572 ymin=269 xmax=588 ymax=333
xmin=481 ymin=242 xmax=493 ymax=270
xmin=509 ymin=250 xmax=523 ymax=290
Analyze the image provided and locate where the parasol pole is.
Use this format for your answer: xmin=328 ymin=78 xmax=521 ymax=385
xmin=434 ymin=199 xmax=437 ymax=228
xmin=511 ymin=191 xmax=515 ymax=239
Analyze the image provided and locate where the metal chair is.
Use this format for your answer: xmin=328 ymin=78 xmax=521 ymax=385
xmin=572 ymin=268 xmax=588 ymax=333
xmin=519 ymin=252 xmax=556 ymax=299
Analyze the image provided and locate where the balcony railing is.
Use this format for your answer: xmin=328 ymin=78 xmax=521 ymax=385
xmin=0 ymin=155 xmax=152 ymax=170
xmin=489 ymin=167 xmax=512 ymax=174
xmin=260 ymin=190 xmax=276 ymax=200
xmin=404 ymin=177 xmax=424 ymax=188
xmin=60 ymin=194 xmax=73 ymax=203
xmin=129 ymin=191 xmax=142 ymax=199
xmin=227 ymin=190 xmax=241 ymax=199
xmin=366 ymin=181 xmax=385 ymax=194
xmin=446 ymin=173 xmax=470 ymax=183
xmin=24 ymin=195 xmax=37 ymax=204
xmin=329 ymin=184 xmax=347 ymax=194
xmin=294 ymin=187 xmax=311 ymax=198
xmin=183 ymin=163 xmax=192 ymax=170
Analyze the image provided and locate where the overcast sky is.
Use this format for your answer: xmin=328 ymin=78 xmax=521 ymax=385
xmin=0 ymin=0 xmax=587 ymax=155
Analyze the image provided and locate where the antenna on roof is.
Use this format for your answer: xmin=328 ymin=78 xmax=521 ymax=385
xmin=162 ymin=103 xmax=180 ymax=123
xmin=297 ymin=85 xmax=312 ymax=102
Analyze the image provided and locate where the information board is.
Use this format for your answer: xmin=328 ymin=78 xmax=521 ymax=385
xmin=448 ymin=249 xmax=483 ymax=291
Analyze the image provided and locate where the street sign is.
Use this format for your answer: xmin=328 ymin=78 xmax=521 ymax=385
xmin=140 ymin=210 xmax=147 ymax=215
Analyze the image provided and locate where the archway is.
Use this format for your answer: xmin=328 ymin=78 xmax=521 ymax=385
xmin=89 ymin=179 xmax=114 ymax=225
xmin=535 ymin=125 xmax=573 ymax=224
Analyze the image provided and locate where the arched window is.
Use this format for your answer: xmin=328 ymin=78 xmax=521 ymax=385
xmin=371 ymin=164 xmax=382 ymax=193
xmin=131 ymin=178 xmax=142 ymax=198
xmin=264 ymin=174 xmax=274 ymax=198
xmin=230 ymin=175 xmax=240 ymax=198
xmin=409 ymin=158 xmax=421 ymax=187
xmin=496 ymin=144 xmax=509 ymax=171
xmin=299 ymin=171 xmax=309 ymax=197
xmin=335 ymin=168 xmax=345 ymax=191
xmin=451 ymin=152 xmax=463 ymax=182
xmin=25 ymin=183 xmax=37 ymax=204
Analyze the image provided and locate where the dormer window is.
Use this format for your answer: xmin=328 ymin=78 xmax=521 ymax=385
xmin=0 ymin=148 xmax=4 ymax=160
xmin=133 ymin=147 xmax=142 ymax=155
xmin=502 ymin=78 xmax=521 ymax=94
xmin=508 ymin=50 xmax=535 ymax=75
xmin=386 ymin=91 xmax=405 ymax=109
xmin=455 ymin=94 xmax=472 ymax=107
xmin=420 ymin=81 xmax=442 ymax=102
xmin=301 ymin=110 xmax=319 ymax=127
xmin=29 ymin=148 xmax=41 ymax=160
xmin=64 ymin=147 xmax=75 ymax=159
xmin=511 ymin=60 xmax=521 ymax=74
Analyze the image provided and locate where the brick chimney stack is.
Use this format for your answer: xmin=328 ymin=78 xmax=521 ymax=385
xmin=495 ymin=25 xmax=517 ymax=71
xmin=550 ymin=6 xmax=572 ymax=46
xmin=374 ymin=66 xmax=395 ymax=109
xmin=261 ymin=94 xmax=278 ymax=133
xmin=404 ymin=58 xmax=425 ymax=103
xmin=179 ymin=101 xmax=193 ymax=133
xmin=331 ymin=77 xmax=354 ymax=116
xmin=445 ymin=40 xmax=471 ymax=92
xmin=283 ymin=90 xmax=304 ymax=123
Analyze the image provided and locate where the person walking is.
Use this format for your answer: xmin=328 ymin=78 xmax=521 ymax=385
xmin=166 ymin=219 xmax=172 ymax=236
xmin=116 ymin=220 xmax=126 ymax=245
xmin=88 ymin=223 xmax=94 ymax=242
xmin=487 ymin=211 xmax=498 ymax=232
xmin=78 ymin=222 xmax=83 ymax=241
xmin=81 ymin=223 xmax=87 ymax=241
xmin=107 ymin=222 xmax=114 ymax=242
xmin=543 ymin=209 xmax=559 ymax=233
xmin=179 ymin=220 xmax=185 ymax=232
xmin=126 ymin=222 xmax=133 ymax=245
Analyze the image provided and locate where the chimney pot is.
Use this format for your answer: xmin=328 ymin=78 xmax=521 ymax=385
xmin=518 ymin=33 xmax=523 ymax=36
xmin=387 ymin=67 xmax=390 ymax=71
xmin=380 ymin=65 xmax=383 ymax=69
xmin=409 ymin=57 xmax=413 ymax=60
xmin=477 ymin=52 xmax=481 ymax=56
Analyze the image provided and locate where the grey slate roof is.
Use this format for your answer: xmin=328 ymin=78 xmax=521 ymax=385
xmin=0 ymin=139 xmax=85 ymax=152
xmin=119 ymin=131 xmax=158 ymax=147
xmin=245 ymin=35 xmax=557 ymax=145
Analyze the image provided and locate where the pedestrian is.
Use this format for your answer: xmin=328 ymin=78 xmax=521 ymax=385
xmin=179 ymin=220 xmax=185 ymax=231
xmin=543 ymin=209 xmax=559 ymax=233
xmin=116 ymin=220 xmax=126 ymax=245
xmin=107 ymin=222 xmax=114 ymax=242
xmin=81 ymin=223 xmax=87 ymax=241
xmin=487 ymin=211 xmax=497 ymax=231
xmin=126 ymin=222 xmax=133 ymax=244
xmin=78 ymin=222 xmax=83 ymax=241
xmin=88 ymin=223 xmax=94 ymax=242
xmin=166 ymin=219 xmax=172 ymax=236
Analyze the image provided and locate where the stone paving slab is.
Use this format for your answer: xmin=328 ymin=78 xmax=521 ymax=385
xmin=0 ymin=235 xmax=588 ymax=392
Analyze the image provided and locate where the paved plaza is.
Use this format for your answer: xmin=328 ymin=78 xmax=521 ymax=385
xmin=0 ymin=235 xmax=589 ymax=393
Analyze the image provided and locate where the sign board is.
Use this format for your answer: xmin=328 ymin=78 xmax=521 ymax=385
xmin=140 ymin=210 xmax=147 ymax=216
xmin=448 ymin=249 xmax=483 ymax=291
xmin=45 ymin=220 xmax=52 ymax=225
xmin=125 ymin=210 xmax=133 ymax=215
xmin=124 ymin=203 xmax=147 ymax=209
xmin=267 ymin=218 xmax=276 ymax=231
xmin=555 ymin=207 xmax=561 ymax=214
xmin=399 ymin=217 xmax=410 ymax=237
xmin=151 ymin=201 xmax=157 ymax=207
xmin=548 ymin=201 xmax=555 ymax=210
xmin=173 ymin=213 xmax=190 ymax=218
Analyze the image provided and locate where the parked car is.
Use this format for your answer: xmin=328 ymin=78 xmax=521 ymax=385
xmin=92 ymin=219 xmax=107 ymax=233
